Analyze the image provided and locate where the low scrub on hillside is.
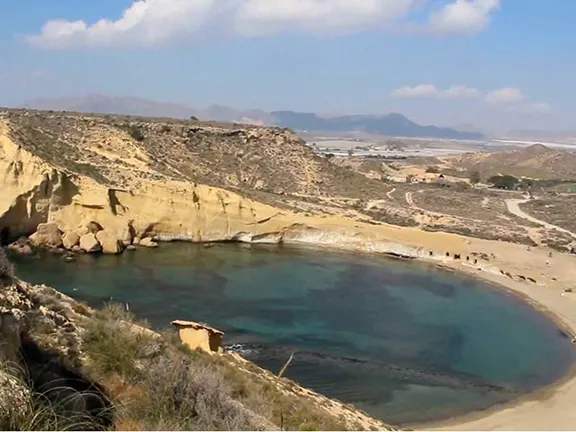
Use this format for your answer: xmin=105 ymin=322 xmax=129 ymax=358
xmin=80 ymin=303 xmax=352 ymax=431
xmin=0 ymin=301 xmax=356 ymax=431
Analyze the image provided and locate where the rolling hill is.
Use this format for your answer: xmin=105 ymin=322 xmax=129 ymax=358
xmin=443 ymin=144 xmax=576 ymax=180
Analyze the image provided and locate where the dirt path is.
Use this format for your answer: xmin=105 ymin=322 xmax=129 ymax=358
xmin=506 ymin=199 xmax=576 ymax=239
xmin=386 ymin=187 xmax=396 ymax=200
xmin=405 ymin=191 xmax=415 ymax=207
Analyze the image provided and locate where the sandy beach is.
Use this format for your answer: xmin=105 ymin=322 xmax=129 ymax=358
xmin=286 ymin=215 xmax=576 ymax=430
xmin=415 ymin=243 xmax=576 ymax=431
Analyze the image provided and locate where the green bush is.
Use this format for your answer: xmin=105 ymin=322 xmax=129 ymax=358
xmin=82 ymin=304 xmax=154 ymax=379
xmin=488 ymin=175 xmax=518 ymax=190
xmin=126 ymin=125 xmax=145 ymax=142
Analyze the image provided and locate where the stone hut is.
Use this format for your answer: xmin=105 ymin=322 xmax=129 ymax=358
xmin=170 ymin=320 xmax=224 ymax=354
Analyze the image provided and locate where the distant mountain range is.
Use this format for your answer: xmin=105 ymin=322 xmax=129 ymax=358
xmin=20 ymin=94 xmax=484 ymax=140
xmin=269 ymin=111 xmax=484 ymax=140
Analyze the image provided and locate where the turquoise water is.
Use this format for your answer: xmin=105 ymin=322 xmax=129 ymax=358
xmin=12 ymin=243 xmax=575 ymax=425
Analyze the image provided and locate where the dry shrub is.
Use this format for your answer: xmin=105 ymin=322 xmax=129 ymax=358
xmin=80 ymin=303 xmax=358 ymax=430
xmin=0 ymin=362 xmax=106 ymax=431
xmin=82 ymin=304 xmax=155 ymax=379
xmin=126 ymin=357 xmax=267 ymax=430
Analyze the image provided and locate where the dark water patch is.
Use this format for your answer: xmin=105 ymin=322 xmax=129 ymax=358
xmin=10 ymin=243 xmax=576 ymax=425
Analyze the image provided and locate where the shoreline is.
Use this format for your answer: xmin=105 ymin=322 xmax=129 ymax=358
xmin=279 ymin=240 xmax=576 ymax=430
xmin=10 ymin=231 xmax=576 ymax=430
xmin=413 ymin=257 xmax=576 ymax=431
xmin=220 ymin=239 xmax=576 ymax=430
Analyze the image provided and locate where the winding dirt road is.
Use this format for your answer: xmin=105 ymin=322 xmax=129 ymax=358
xmin=505 ymin=199 xmax=576 ymax=239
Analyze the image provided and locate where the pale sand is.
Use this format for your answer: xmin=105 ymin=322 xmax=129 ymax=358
xmin=415 ymin=244 xmax=576 ymax=431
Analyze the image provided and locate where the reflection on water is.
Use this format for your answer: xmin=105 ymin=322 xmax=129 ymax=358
xmin=12 ymin=243 xmax=575 ymax=425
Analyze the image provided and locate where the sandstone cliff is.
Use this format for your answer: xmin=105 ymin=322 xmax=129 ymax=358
xmin=0 ymin=109 xmax=395 ymax=249
xmin=0 ymin=108 xmax=550 ymax=280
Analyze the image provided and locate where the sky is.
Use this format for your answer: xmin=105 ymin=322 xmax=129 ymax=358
xmin=0 ymin=0 xmax=574 ymax=133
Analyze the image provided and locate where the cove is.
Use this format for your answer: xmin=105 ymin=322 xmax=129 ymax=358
xmin=12 ymin=243 xmax=575 ymax=425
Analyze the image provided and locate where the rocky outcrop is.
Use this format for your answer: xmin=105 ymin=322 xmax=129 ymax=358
xmin=79 ymin=233 xmax=102 ymax=253
xmin=29 ymin=223 xmax=62 ymax=248
xmin=96 ymin=230 xmax=124 ymax=254
xmin=171 ymin=320 xmax=224 ymax=354
xmin=7 ymin=237 xmax=35 ymax=256
xmin=139 ymin=237 xmax=158 ymax=248
xmin=62 ymin=231 xmax=80 ymax=249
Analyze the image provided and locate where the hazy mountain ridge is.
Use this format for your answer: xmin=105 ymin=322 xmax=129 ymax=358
xmin=271 ymin=111 xmax=485 ymax=140
xmin=21 ymin=94 xmax=483 ymax=139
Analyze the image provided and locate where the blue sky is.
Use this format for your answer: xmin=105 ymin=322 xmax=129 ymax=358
xmin=1 ymin=1 xmax=574 ymax=132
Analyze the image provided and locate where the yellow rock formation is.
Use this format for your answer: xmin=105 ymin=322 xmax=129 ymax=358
xmin=171 ymin=320 xmax=224 ymax=354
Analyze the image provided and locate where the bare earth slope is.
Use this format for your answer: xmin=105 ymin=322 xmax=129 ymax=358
xmin=7 ymin=109 xmax=389 ymax=197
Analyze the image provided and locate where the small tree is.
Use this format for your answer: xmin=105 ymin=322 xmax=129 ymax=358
xmin=190 ymin=116 xmax=199 ymax=121
xmin=469 ymin=171 xmax=481 ymax=184
xmin=488 ymin=175 xmax=519 ymax=190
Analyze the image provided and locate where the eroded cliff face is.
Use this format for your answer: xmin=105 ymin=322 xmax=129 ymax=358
xmin=0 ymin=116 xmax=303 ymax=246
xmin=0 ymin=109 xmax=473 ymax=262
xmin=0 ymin=121 xmax=77 ymax=241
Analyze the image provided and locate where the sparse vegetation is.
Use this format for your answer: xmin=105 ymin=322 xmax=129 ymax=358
xmin=77 ymin=303 xmax=359 ymax=431
xmin=425 ymin=166 xmax=440 ymax=174
xmin=125 ymin=125 xmax=146 ymax=142
xmin=0 ymin=367 xmax=103 ymax=431
xmin=521 ymin=196 xmax=576 ymax=234
xmin=469 ymin=171 xmax=481 ymax=184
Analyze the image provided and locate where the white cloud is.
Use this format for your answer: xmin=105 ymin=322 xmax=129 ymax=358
xmin=392 ymin=84 xmax=440 ymax=98
xmin=235 ymin=0 xmax=416 ymax=36
xmin=393 ymin=85 xmax=550 ymax=115
xmin=443 ymin=85 xmax=481 ymax=98
xmin=26 ymin=0 xmax=501 ymax=48
xmin=485 ymin=87 xmax=526 ymax=104
xmin=428 ymin=0 xmax=501 ymax=34
xmin=392 ymin=84 xmax=480 ymax=99
xmin=509 ymin=102 xmax=552 ymax=114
